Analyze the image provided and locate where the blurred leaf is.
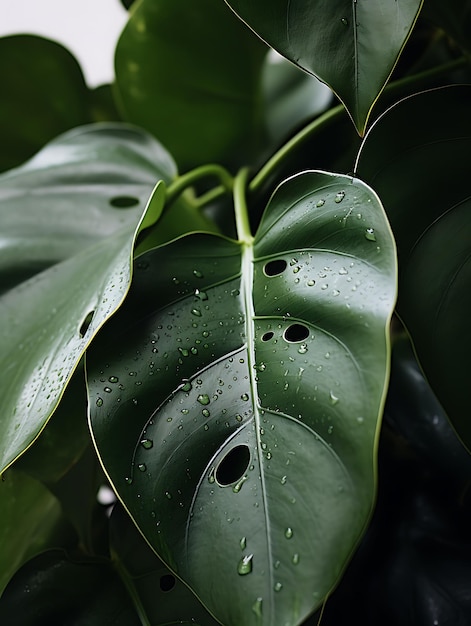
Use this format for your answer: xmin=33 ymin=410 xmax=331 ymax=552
xmin=114 ymin=0 xmax=268 ymax=172
xmin=89 ymin=171 xmax=397 ymax=626
xmin=356 ymin=85 xmax=471 ymax=449
xmin=89 ymin=84 xmax=122 ymax=123
xmin=262 ymin=54 xmax=332 ymax=146
xmin=0 ymin=124 xmax=175 ymax=473
xmin=0 ymin=550 xmax=140 ymax=625
xmin=0 ymin=35 xmax=92 ymax=173
xmin=225 ymin=0 xmax=423 ymax=134
xmin=422 ymin=0 xmax=471 ymax=55
xmin=0 ymin=471 xmax=68 ymax=594
xmin=110 ymin=505 xmax=220 ymax=625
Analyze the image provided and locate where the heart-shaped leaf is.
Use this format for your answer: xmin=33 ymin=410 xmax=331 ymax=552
xmin=0 ymin=124 xmax=175 ymax=473
xmin=114 ymin=0 xmax=268 ymax=172
xmin=225 ymin=0 xmax=423 ymax=134
xmin=88 ymin=171 xmax=397 ymax=626
xmin=355 ymin=85 xmax=471 ymax=448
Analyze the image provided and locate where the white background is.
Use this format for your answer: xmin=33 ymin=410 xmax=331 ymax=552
xmin=1 ymin=0 xmax=128 ymax=86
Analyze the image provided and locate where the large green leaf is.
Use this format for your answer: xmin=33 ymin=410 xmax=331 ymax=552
xmin=0 ymin=124 xmax=176 ymax=473
xmin=0 ymin=35 xmax=92 ymax=173
xmin=114 ymin=0 xmax=268 ymax=172
xmin=225 ymin=0 xmax=423 ymax=134
xmin=88 ymin=171 xmax=397 ymax=626
xmin=355 ymin=85 xmax=471 ymax=448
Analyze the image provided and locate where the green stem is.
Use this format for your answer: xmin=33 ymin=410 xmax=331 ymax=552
xmin=193 ymin=184 xmax=227 ymax=210
xmin=234 ymin=168 xmax=253 ymax=244
xmin=249 ymin=104 xmax=344 ymax=194
xmin=165 ymin=164 xmax=233 ymax=207
xmin=249 ymin=55 xmax=468 ymax=194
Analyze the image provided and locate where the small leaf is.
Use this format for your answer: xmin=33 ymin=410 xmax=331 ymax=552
xmin=88 ymin=171 xmax=397 ymax=625
xmin=0 ymin=124 xmax=175 ymax=473
xmin=225 ymin=0 xmax=423 ymax=134
xmin=356 ymin=85 xmax=471 ymax=449
xmin=114 ymin=0 xmax=268 ymax=171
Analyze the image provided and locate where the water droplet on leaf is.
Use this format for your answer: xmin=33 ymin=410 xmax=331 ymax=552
xmin=238 ymin=554 xmax=253 ymax=575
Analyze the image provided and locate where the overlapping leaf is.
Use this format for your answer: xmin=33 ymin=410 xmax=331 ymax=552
xmin=88 ymin=171 xmax=396 ymax=626
xmin=355 ymin=85 xmax=471 ymax=448
xmin=225 ymin=0 xmax=423 ymax=134
xmin=114 ymin=0 xmax=268 ymax=172
xmin=0 ymin=124 xmax=176 ymax=473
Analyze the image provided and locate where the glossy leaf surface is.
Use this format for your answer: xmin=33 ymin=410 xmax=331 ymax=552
xmin=355 ymin=85 xmax=471 ymax=448
xmin=225 ymin=0 xmax=423 ymax=134
xmin=89 ymin=171 xmax=396 ymax=625
xmin=0 ymin=124 xmax=175 ymax=473
xmin=114 ymin=0 xmax=268 ymax=171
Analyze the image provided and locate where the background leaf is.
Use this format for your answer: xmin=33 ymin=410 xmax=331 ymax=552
xmin=0 ymin=124 xmax=174 ymax=473
xmin=0 ymin=470 xmax=72 ymax=594
xmin=114 ymin=0 xmax=268 ymax=172
xmin=225 ymin=0 xmax=423 ymax=134
xmin=0 ymin=35 xmax=92 ymax=173
xmin=355 ymin=85 xmax=471 ymax=448
xmin=110 ymin=505 xmax=221 ymax=625
xmin=88 ymin=171 xmax=396 ymax=626
xmin=0 ymin=550 xmax=140 ymax=625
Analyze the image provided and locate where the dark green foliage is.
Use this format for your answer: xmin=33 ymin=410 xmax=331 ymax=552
xmin=0 ymin=1 xmax=470 ymax=624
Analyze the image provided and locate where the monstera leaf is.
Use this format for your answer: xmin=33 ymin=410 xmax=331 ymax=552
xmin=88 ymin=170 xmax=397 ymax=626
xmin=224 ymin=0 xmax=423 ymax=134
xmin=0 ymin=124 xmax=176 ymax=473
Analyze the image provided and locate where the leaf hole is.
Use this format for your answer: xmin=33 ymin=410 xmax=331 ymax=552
xmin=261 ymin=331 xmax=274 ymax=342
xmin=159 ymin=574 xmax=176 ymax=592
xmin=216 ymin=445 xmax=251 ymax=487
xmin=284 ymin=324 xmax=310 ymax=343
xmin=109 ymin=195 xmax=140 ymax=209
xmin=79 ymin=310 xmax=95 ymax=338
xmin=264 ymin=259 xmax=287 ymax=276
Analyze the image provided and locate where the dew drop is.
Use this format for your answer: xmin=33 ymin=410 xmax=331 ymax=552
xmin=341 ymin=17 xmax=348 ymax=25
xmin=125 ymin=477 xmax=133 ymax=485
xmin=307 ymin=279 xmax=315 ymax=286
xmin=237 ymin=554 xmax=253 ymax=575
xmin=339 ymin=267 xmax=348 ymax=275
xmin=274 ymin=582 xmax=283 ymax=592
xmin=298 ymin=344 xmax=308 ymax=354
xmin=178 ymin=347 xmax=189 ymax=357
xmin=197 ymin=393 xmax=210 ymax=406
xmin=316 ymin=199 xmax=325 ymax=207
xmin=190 ymin=347 xmax=198 ymax=355
xmin=332 ymin=289 xmax=340 ymax=297
xmin=329 ymin=391 xmax=339 ymax=406
xmin=138 ymin=463 xmax=146 ymax=472
xmin=241 ymin=393 xmax=249 ymax=401
xmin=281 ymin=475 xmax=287 ymax=485
xmin=357 ymin=416 xmax=364 ymax=424
xmin=202 ymin=408 xmax=210 ymax=417
xmin=335 ymin=190 xmax=346 ymax=203
xmin=285 ymin=527 xmax=294 ymax=539
xmin=365 ymin=227 xmax=376 ymax=241
xmin=96 ymin=397 xmax=103 ymax=407
xmin=141 ymin=438 xmax=153 ymax=450
xmin=193 ymin=270 xmax=203 ymax=278
xmin=194 ymin=289 xmax=208 ymax=300
xmin=252 ymin=597 xmax=263 ymax=618
xmin=108 ymin=376 xmax=119 ymax=383
xmin=240 ymin=536 xmax=247 ymax=550
xmin=233 ymin=475 xmax=249 ymax=493
xmin=292 ymin=553 xmax=300 ymax=565
xmin=191 ymin=308 xmax=202 ymax=317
